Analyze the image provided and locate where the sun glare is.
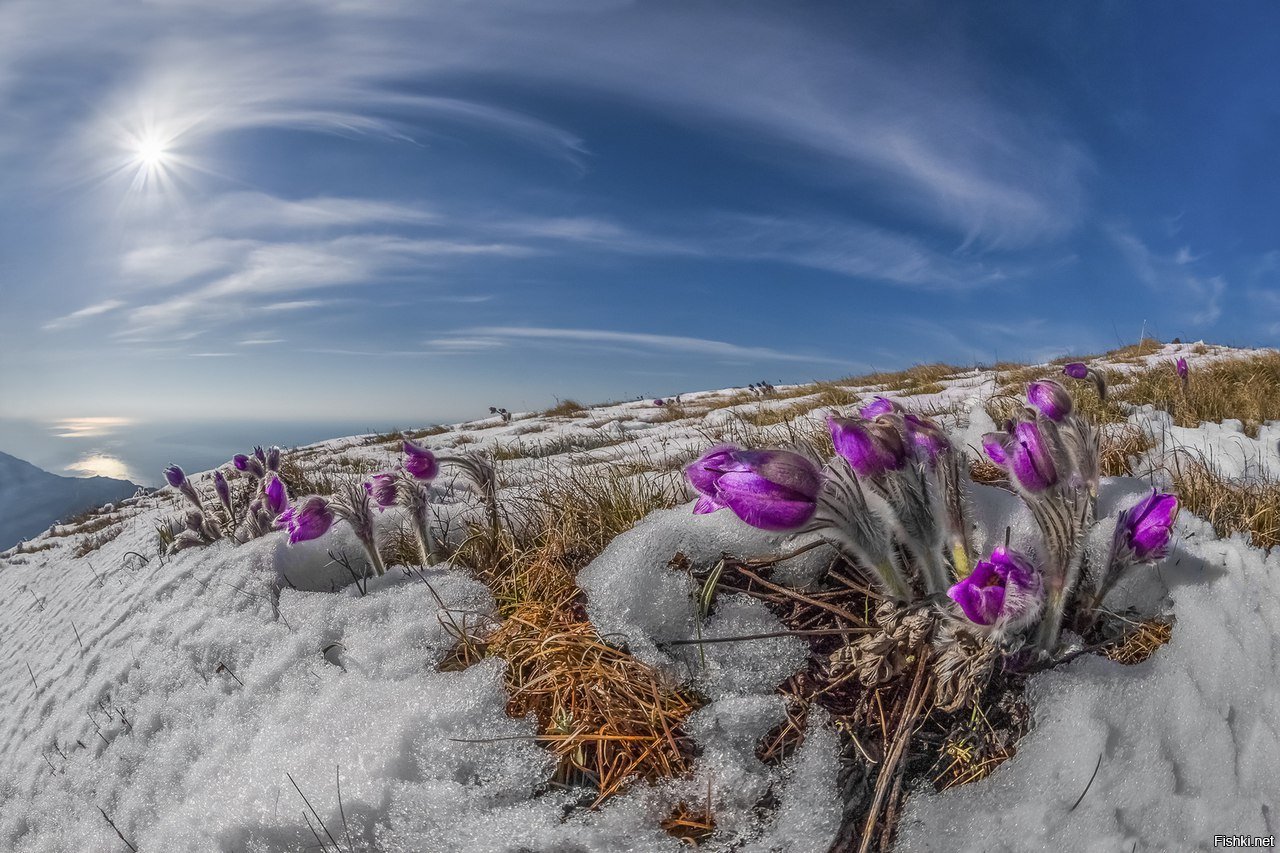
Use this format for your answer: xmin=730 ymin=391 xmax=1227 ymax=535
xmin=134 ymin=135 xmax=169 ymax=168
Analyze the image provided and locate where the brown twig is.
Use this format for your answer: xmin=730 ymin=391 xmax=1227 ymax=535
xmin=857 ymin=651 xmax=931 ymax=853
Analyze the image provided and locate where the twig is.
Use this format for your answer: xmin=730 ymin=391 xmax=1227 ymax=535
xmin=26 ymin=661 xmax=38 ymax=692
xmin=1069 ymin=753 xmax=1104 ymax=811
xmin=72 ymin=620 xmax=84 ymax=651
xmin=287 ymin=771 xmax=342 ymax=852
xmin=857 ymin=652 xmax=931 ymax=853
xmin=336 ymin=765 xmax=355 ymax=853
xmin=97 ymin=807 xmax=138 ymax=852
xmin=664 ymin=627 xmax=871 ymax=646
xmin=734 ymin=564 xmax=870 ymax=627
xmin=215 ymin=662 xmax=244 ymax=687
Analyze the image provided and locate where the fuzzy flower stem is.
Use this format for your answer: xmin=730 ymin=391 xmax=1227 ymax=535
xmin=362 ymin=538 xmax=386 ymax=577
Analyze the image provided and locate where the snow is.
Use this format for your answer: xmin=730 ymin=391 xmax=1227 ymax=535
xmin=898 ymin=499 xmax=1280 ymax=852
xmin=1 ymin=343 xmax=1277 ymax=852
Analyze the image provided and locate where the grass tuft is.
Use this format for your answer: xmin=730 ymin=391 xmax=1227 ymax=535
xmin=1165 ymin=454 xmax=1280 ymax=550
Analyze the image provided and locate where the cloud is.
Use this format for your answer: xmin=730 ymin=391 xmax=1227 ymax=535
xmin=1107 ymin=225 xmax=1226 ymax=325
xmin=459 ymin=326 xmax=851 ymax=365
xmin=1 ymin=1 xmax=1083 ymax=247
xmin=200 ymin=193 xmax=437 ymax=233
xmin=42 ymin=298 xmax=126 ymax=330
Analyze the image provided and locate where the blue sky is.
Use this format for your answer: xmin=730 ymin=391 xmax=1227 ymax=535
xmin=1 ymin=0 xmax=1278 ymax=427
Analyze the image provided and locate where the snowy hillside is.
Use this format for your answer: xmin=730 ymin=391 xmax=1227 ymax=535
xmin=0 ymin=452 xmax=140 ymax=551
xmin=1 ymin=342 xmax=1277 ymax=852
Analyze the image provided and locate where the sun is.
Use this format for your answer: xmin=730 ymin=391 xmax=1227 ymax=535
xmin=133 ymin=135 xmax=169 ymax=169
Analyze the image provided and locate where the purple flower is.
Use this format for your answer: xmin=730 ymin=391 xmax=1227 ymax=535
xmin=364 ymin=472 xmax=399 ymax=510
xmin=653 ymin=398 xmax=666 ymax=407
xmin=859 ymin=396 xmax=900 ymax=419
xmin=213 ymin=470 xmax=232 ymax=511
xmin=265 ymin=446 xmax=281 ymax=472
xmin=948 ymin=546 xmax=1043 ymax=627
xmin=253 ymin=445 xmax=266 ymax=464
xmin=829 ymin=416 xmax=908 ymax=478
xmin=1027 ymin=380 xmax=1073 ymax=422
xmin=164 ymin=465 xmax=186 ymax=488
xmin=1175 ymin=357 xmax=1189 ymax=381
xmin=1063 ymin=362 xmax=1089 ymax=380
xmin=274 ymin=495 xmax=335 ymax=545
xmin=402 ymin=440 xmax=439 ymax=481
xmin=685 ymin=445 xmax=820 ymax=531
xmin=1116 ymin=491 xmax=1179 ymax=562
xmin=263 ymin=474 xmax=289 ymax=517
xmin=982 ymin=432 xmax=1012 ymax=466
xmin=233 ymin=453 xmax=264 ymax=478
xmin=903 ymin=413 xmax=950 ymax=463
xmin=1008 ymin=420 xmax=1058 ymax=492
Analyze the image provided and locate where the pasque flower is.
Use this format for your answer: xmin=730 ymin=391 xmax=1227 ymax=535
xmin=265 ymin=446 xmax=281 ymax=473
xmin=1114 ymin=490 xmax=1179 ymax=562
xmin=947 ymin=547 xmax=1044 ymax=628
xmin=403 ymin=440 xmax=439 ymax=481
xmin=275 ymin=496 xmax=335 ymax=544
xmin=164 ymin=464 xmax=204 ymax=509
xmin=686 ymin=445 xmax=820 ymax=531
xmin=1009 ymin=420 xmax=1058 ymax=492
xmin=1175 ymin=357 xmax=1188 ymax=380
xmin=213 ymin=470 xmax=232 ymax=513
xmin=364 ymin=472 xmax=399 ymax=510
xmin=829 ymin=416 xmax=908 ymax=478
xmin=233 ymin=453 xmax=265 ymax=479
xmin=1027 ymin=380 xmax=1073 ymax=422
xmin=859 ymin=396 xmax=900 ymax=419
xmin=263 ymin=474 xmax=289 ymax=517
xmin=903 ymin=413 xmax=951 ymax=463
xmin=1062 ymin=361 xmax=1107 ymax=400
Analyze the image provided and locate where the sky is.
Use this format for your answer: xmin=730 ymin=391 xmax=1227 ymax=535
xmin=1 ymin=0 xmax=1278 ymax=435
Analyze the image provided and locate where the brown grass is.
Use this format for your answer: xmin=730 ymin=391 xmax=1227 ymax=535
xmin=1166 ymin=454 xmax=1280 ymax=550
xmin=541 ymin=398 xmax=588 ymax=418
xmin=444 ymin=462 xmax=694 ymax=802
xmin=73 ymin=525 xmax=124 ymax=557
xmin=49 ymin=510 xmax=119 ymax=538
xmin=1103 ymin=618 xmax=1174 ymax=665
xmin=483 ymin=595 xmax=697 ymax=802
xmin=1111 ymin=351 xmax=1280 ymax=436
xmin=662 ymin=786 xmax=716 ymax=846
xmin=1099 ymin=423 xmax=1155 ymax=477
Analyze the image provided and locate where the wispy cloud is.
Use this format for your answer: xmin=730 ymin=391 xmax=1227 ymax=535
xmin=1107 ymin=225 xmax=1225 ymax=324
xmin=42 ymin=299 xmax=126 ymax=331
xmin=459 ymin=326 xmax=852 ymax=365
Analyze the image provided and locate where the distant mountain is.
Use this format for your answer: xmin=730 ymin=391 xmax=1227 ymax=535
xmin=0 ymin=451 xmax=141 ymax=549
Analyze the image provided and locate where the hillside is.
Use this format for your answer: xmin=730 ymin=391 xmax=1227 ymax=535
xmin=0 ymin=341 xmax=1276 ymax=852
xmin=0 ymin=452 xmax=140 ymax=550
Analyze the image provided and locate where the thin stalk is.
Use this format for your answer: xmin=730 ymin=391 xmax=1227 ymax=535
xmin=361 ymin=538 xmax=386 ymax=577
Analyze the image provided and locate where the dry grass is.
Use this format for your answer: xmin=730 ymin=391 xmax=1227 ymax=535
xmin=72 ymin=525 xmax=124 ymax=557
xmin=1111 ymin=351 xmax=1280 ymax=436
xmin=1166 ymin=454 xmax=1280 ymax=549
xmin=444 ymin=462 xmax=695 ymax=803
xmin=541 ymin=398 xmax=588 ymax=418
xmin=661 ymin=787 xmax=716 ymax=846
xmin=1103 ymin=618 xmax=1174 ymax=665
xmin=49 ymin=509 xmax=120 ymax=538
xmin=491 ymin=432 xmax=628 ymax=462
xmin=1099 ymin=423 xmax=1155 ymax=477
xmin=483 ymin=595 xmax=697 ymax=803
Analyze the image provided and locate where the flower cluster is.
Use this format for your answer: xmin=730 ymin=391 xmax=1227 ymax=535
xmin=162 ymin=445 xmax=287 ymax=553
xmin=686 ymin=380 xmax=1179 ymax=673
xmin=271 ymin=438 xmax=499 ymax=579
